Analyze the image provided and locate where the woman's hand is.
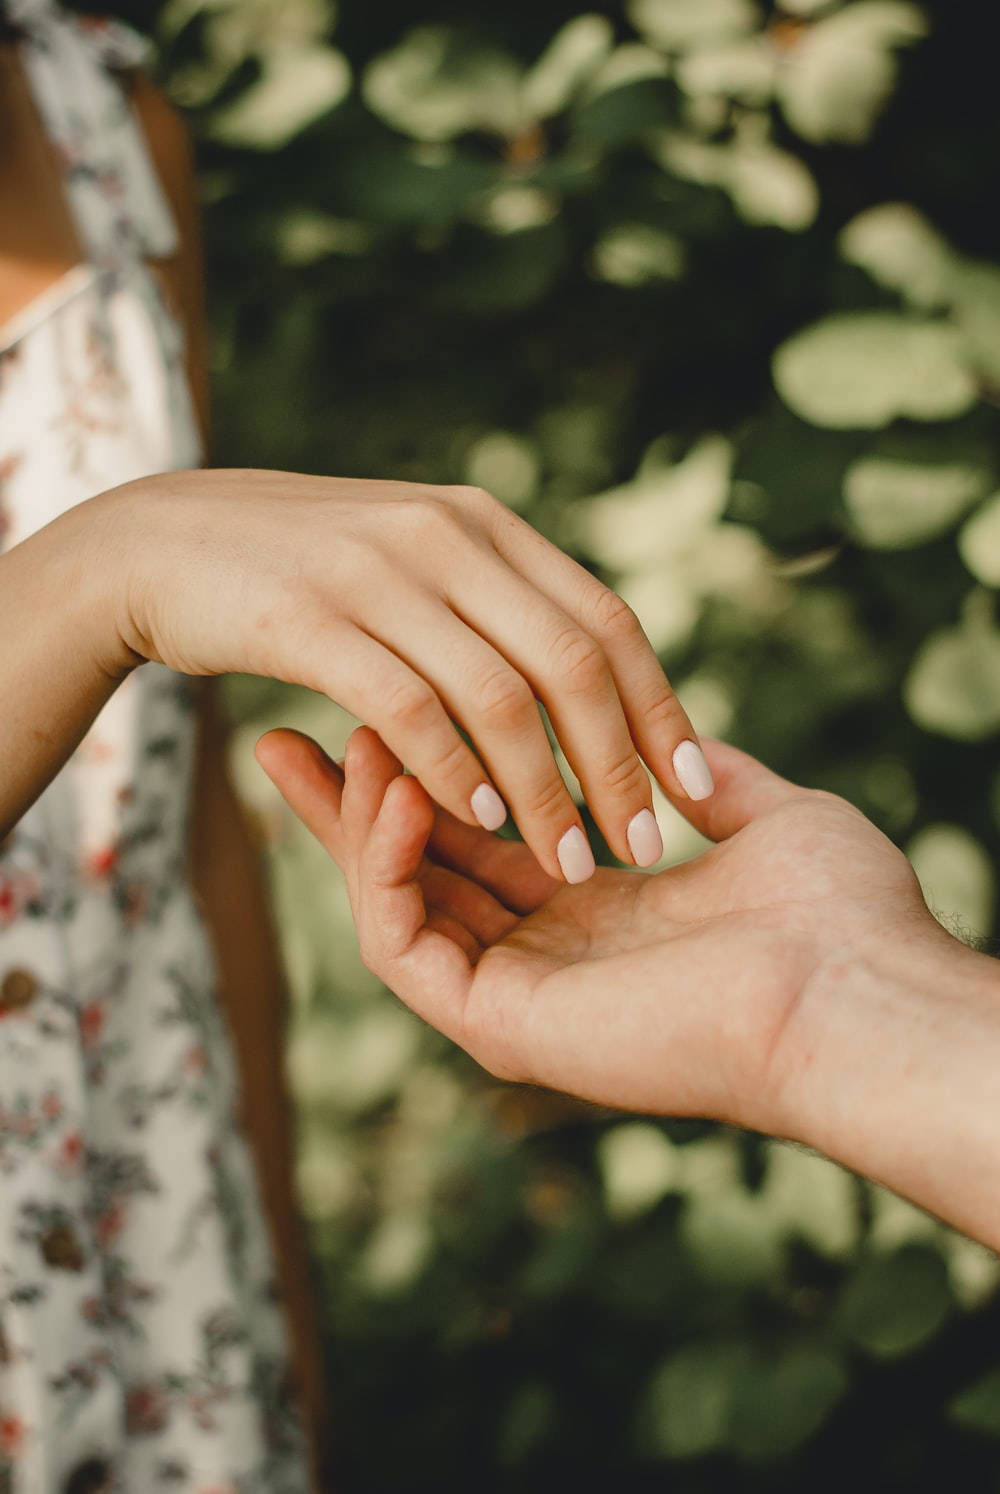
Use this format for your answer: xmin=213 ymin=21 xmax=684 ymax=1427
xmin=257 ymin=726 xmax=1000 ymax=1257
xmin=107 ymin=470 xmax=712 ymax=881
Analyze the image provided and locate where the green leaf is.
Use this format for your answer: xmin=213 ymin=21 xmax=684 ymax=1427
xmin=906 ymin=823 xmax=995 ymax=938
xmin=642 ymin=1341 xmax=847 ymax=1463
xmin=498 ymin=1381 xmax=557 ymax=1465
xmin=953 ymin=263 xmax=1000 ymax=387
xmin=522 ymin=14 xmax=615 ymax=119
xmin=361 ymin=26 xmax=524 ymax=142
xmin=571 ymin=75 xmax=677 ymax=143
xmin=209 ymin=44 xmax=351 ymax=149
xmin=590 ymin=223 xmax=686 ymax=285
xmin=959 ymin=491 xmax=1000 ymax=587
xmin=775 ymin=1 xmax=927 ymax=146
xmin=760 ymin=1142 xmax=858 ymax=1259
xmin=837 ymin=1243 xmax=952 ymax=1358
xmin=335 ymin=147 xmax=496 ymax=226
xmin=733 ymin=405 xmax=863 ymax=544
xmin=839 ymin=203 xmax=956 ymax=311
xmin=904 ymin=592 xmax=1000 ymax=742
xmin=655 ymin=131 xmax=818 ymax=231
xmin=773 ymin=313 xmax=978 ymax=430
xmin=728 ymin=1346 xmax=848 ymax=1462
xmin=844 ymin=454 xmax=987 ymax=549
xmin=598 ymin=1122 xmax=680 ymax=1221
xmin=949 ymin=1367 xmax=1000 ymax=1438
xmin=680 ymin=1188 xmax=783 ymax=1286
xmin=642 ymin=1341 xmax=752 ymax=1460
xmin=627 ymin=0 xmax=760 ymax=51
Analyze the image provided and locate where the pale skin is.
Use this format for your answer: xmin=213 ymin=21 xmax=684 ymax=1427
xmin=257 ymin=724 xmax=1000 ymax=1255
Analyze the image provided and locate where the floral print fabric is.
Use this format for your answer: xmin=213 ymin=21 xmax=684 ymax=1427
xmin=0 ymin=4 xmax=309 ymax=1490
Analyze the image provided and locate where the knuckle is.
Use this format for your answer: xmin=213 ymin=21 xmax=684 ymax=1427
xmin=589 ymin=586 xmax=640 ymax=643
xmin=447 ymin=483 xmax=494 ymax=512
xmin=445 ymin=484 xmax=501 ymax=534
xmin=383 ymin=678 xmax=441 ymax=733
xmin=430 ymin=733 xmax=472 ymax=785
xmin=601 ymin=748 xmax=648 ymax=800
xmin=478 ymin=667 xmax=536 ymax=731
xmin=638 ymin=686 xmax=686 ymax=733
xmin=521 ymin=772 xmax=571 ymax=822
xmin=405 ymin=492 xmax=452 ymax=533
xmin=549 ymin=625 xmax=608 ymax=694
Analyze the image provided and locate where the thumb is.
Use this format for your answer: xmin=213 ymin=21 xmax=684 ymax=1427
xmin=678 ymin=739 xmax=807 ymax=843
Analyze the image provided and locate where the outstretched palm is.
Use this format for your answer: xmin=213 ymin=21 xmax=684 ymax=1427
xmin=257 ymin=726 xmax=929 ymax=1138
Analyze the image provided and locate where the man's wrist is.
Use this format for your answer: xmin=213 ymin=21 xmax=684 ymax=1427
xmin=781 ymin=926 xmax=1000 ymax=1248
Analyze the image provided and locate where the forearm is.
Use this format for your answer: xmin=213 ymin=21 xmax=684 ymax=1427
xmin=0 ymin=491 xmax=135 ymax=838
xmin=781 ymin=929 xmax=1000 ymax=1250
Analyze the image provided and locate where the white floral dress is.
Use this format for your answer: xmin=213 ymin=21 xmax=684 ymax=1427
xmin=0 ymin=4 xmax=309 ymax=1491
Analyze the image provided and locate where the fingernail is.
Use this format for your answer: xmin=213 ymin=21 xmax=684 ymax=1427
xmin=626 ymin=808 xmax=663 ymax=867
xmin=557 ymin=825 xmax=595 ymax=884
xmin=471 ymin=782 xmax=507 ymax=831
xmin=673 ymin=739 xmax=715 ymax=801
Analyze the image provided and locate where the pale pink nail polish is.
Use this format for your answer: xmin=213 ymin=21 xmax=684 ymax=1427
xmin=673 ymin=740 xmax=715 ymax=801
xmin=471 ymin=783 xmax=507 ymax=831
xmin=557 ymin=825 xmax=596 ymax=884
xmin=627 ymin=808 xmax=663 ymax=867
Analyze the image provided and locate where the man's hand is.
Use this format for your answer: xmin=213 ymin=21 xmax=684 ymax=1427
xmin=256 ymin=726 xmax=1000 ymax=1248
xmin=255 ymin=726 xmax=923 ymax=1127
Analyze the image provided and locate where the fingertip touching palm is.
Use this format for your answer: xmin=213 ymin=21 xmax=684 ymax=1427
xmin=256 ymin=724 xmax=932 ymax=1142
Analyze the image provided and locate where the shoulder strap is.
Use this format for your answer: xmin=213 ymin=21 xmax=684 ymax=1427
xmin=12 ymin=2 xmax=179 ymax=267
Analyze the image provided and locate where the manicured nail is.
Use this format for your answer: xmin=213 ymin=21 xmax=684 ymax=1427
xmin=627 ymin=808 xmax=663 ymax=867
xmin=557 ymin=825 xmax=596 ymax=884
xmin=673 ymin=739 xmax=715 ymax=801
xmin=471 ymin=782 xmax=507 ymax=831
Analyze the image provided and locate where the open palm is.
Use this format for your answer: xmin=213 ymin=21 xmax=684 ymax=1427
xmin=256 ymin=726 xmax=932 ymax=1139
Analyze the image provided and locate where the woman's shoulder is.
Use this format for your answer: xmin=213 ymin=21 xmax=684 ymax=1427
xmin=67 ymin=12 xmax=150 ymax=72
xmin=1 ymin=1 xmax=147 ymax=64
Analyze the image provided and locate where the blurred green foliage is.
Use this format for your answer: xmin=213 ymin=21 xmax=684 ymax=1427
xmin=105 ymin=0 xmax=1000 ymax=1484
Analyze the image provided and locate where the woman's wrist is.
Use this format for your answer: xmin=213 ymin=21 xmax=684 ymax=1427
xmin=0 ymin=486 xmax=146 ymax=836
xmin=66 ymin=484 xmax=150 ymax=676
xmin=779 ymin=926 xmax=1000 ymax=1247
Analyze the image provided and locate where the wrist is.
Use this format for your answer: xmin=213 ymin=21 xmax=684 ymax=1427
xmin=76 ymin=475 xmax=170 ymax=675
xmin=0 ymin=485 xmax=150 ymax=836
xmin=778 ymin=923 xmax=1000 ymax=1247
xmin=50 ymin=484 xmax=147 ymax=677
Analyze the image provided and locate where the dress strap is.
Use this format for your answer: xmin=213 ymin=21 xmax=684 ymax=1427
xmin=8 ymin=0 xmax=179 ymax=267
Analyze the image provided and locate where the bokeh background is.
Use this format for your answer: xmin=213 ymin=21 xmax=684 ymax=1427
xmin=101 ymin=0 xmax=1000 ymax=1484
